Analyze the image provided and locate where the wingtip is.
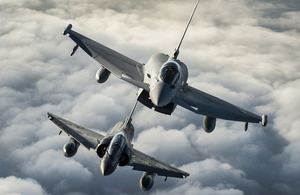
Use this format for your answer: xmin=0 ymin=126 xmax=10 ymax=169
xmin=261 ymin=114 xmax=268 ymax=127
xmin=47 ymin=112 xmax=53 ymax=119
xmin=182 ymin=173 xmax=190 ymax=178
xmin=47 ymin=112 xmax=57 ymax=120
xmin=63 ymin=24 xmax=72 ymax=35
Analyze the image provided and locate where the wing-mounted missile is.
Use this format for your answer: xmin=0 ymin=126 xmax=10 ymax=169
xmin=70 ymin=44 xmax=79 ymax=56
xmin=63 ymin=24 xmax=79 ymax=56
xmin=62 ymin=24 xmax=93 ymax=57
xmin=245 ymin=115 xmax=267 ymax=131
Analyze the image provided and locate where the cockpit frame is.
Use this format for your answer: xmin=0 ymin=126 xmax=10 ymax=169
xmin=159 ymin=61 xmax=180 ymax=85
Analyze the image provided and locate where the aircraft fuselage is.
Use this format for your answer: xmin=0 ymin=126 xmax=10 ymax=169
xmin=100 ymin=120 xmax=134 ymax=176
xmin=144 ymin=53 xmax=188 ymax=107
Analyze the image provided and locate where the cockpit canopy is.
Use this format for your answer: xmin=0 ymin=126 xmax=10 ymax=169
xmin=160 ymin=61 xmax=180 ymax=85
xmin=108 ymin=134 xmax=126 ymax=157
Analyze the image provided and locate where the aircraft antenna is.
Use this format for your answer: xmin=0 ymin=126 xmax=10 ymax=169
xmin=173 ymin=0 xmax=200 ymax=60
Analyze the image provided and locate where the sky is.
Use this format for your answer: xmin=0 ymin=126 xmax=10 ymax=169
xmin=0 ymin=0 xmax=299 ymax=194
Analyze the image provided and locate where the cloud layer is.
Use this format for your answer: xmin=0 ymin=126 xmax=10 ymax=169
xmin=1 ymin=0 xmax=299 ymax=194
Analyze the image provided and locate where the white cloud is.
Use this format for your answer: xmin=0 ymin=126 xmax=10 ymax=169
xmin=0 ymin=0 xmax=299 ymax=194
xmin=152 ymin=159 xmax=259 ymax=195
xmin=272 ymin=80 xmax=300 ymax=141
xmin=0 ymin=176 xmax=47 ymax=195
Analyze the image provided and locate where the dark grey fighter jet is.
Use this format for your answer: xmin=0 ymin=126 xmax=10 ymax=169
xmin=62 ymin=0 xmax=267 ymax=132
xmin=47 ymin=101 xmax=189 ymax=191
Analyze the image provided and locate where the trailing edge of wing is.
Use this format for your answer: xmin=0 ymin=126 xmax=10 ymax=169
xmin=47 ymin=112 xmax=104 ymax=150
xmin=121 ymin=74 xmax=149 ymax=91
xmin=173 ymin=85 xmax=262 ymax=123
xmin=129 ymin=149 xmax=189 ymax=178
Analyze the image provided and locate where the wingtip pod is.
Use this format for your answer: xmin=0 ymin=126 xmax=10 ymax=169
xmin=182 ymin=171 xmax=190 ymax=178
xmin=261 ymin=114 xmax=268 ymax=127
xmin=47 ymin=112 xmax=53 ymax=120
xmin=63 ymin=24 xmax=72 ymax=35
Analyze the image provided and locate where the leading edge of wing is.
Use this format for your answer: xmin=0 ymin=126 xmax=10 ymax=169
xmin=47 ymin=112 xmax=104 ymax=150
xmin=128 ymin=149 xmax=189 ymax=178
xmin=173 ymin=85 xmax=262 ymax=123
xmin=63 ymin=24 xmax=146 ymax=85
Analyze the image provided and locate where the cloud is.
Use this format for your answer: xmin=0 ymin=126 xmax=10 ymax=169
xmin=152 ymin=159 xmax=259 ymax=195
xmin=20 ymin=150 xmax=93 ymax=194
xmin=271 ymin=80 xmax=300 ymax=141
xmin=0 ymin=0 xmax=300 ymax=195
xmin=0 ymin=176 xmax=47 ymax=195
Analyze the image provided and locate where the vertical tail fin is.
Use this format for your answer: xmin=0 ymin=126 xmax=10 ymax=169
xmin=173 ymin=0 xmax=200 ymax=60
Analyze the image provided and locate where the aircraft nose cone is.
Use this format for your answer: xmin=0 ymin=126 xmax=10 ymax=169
xmin=150 ymin=83 xmax=172 ymax=107
xmin=100 ymin=160 xmax=115 ymax=176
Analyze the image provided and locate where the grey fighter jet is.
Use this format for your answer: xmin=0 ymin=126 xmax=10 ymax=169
xmin=62 ymin=0 xmax=267 ymax=132
xmin=47 ymin=101 xmax=189 ymax=191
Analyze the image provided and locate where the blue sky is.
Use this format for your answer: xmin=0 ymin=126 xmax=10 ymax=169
xmin=0 ymin=0 xmax=299 ymax=194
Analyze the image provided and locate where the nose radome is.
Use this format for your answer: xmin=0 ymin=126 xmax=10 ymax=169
xmin=150 ymin=83 xmax=172 ymax=107
xmin=100 ymin=160 xmax=115 ymax=176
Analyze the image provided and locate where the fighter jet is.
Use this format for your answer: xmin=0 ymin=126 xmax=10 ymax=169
xmin=47 ymin=101 xmax=189 ymax=191
xmin=62 ymin=0 xmax=267 ymax=132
